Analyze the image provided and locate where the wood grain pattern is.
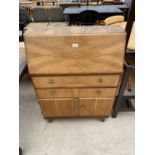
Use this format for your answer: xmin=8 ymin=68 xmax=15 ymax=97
xmin=24 ymin=25 xmax=126 ymax=74
xmin=79 ymin=98 xmax=114 ymax=116
xmin=39 ymin=98 xmax=74 ymax=117
xmin=39 ymin=98 xmax=114 ymax=117
xmin=24 ymin=24 xmax=125 ymax=119
xmin=32 ymin=75 xmax=120 ymax=88
xmin=36 ymin=88 xmax=116 ymax=98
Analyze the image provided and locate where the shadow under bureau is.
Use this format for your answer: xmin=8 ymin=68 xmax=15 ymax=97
xmin=24 ymin=24 xmax=126 ymax=122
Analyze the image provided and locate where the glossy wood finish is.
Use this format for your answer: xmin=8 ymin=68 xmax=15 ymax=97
xmin=24 ymin=25 xmax=126 ymax=75
xmin=39 ymin=98 xmax=114 ymax=117
xmin=32 ymin=75 xmax=120 ymax=88
xmin=36 ymin=88 xmax=116 ymax=98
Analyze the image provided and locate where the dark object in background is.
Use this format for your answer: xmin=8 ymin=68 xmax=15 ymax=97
xmin=19 ymin=147 xmax=22 ymax=155
xmin=80 ymin=10 xmax=98 ymax=25
xmin=19 ymin=7 xmax=30 ymax=31
xmin=19 ymin=7 xmax=31 ymax=41
xmin=112 ymin=0 xmax=135 ymax=117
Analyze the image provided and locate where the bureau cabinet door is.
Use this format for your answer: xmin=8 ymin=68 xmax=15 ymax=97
xmin=79 ymin=98 xmax=114 ymax=116
xmin=39 ymin=99 xmax=74 ymax=117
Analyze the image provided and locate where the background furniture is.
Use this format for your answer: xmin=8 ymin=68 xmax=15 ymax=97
xmin=59 ymin=3 xmax=80 ymax=9
xmin=48 ymin=7 xmax=65 ymax=22
xmin=31 ymin=7 xmax=49 ymax=22
xmin=19 ymin=7 xmax=31 ymax=30
xmin=63 ymin=5 xmax=128 ymax=25
xmin=19 ymin=7 xmax=31 ymax=41
xmin=19 ymin=42 xmax=27 ymax=81
xmin=44 ymin=0 xmax=58 ymax=6
xmin=80 ymin=10 xmax=98 ymax=25
xmin=24 ymin=25 xmax=126 ymax=121
xmin=112 ymin=0 xmax=135 ymax=117
xmin=103 ymin=15 xmax=124 ymax=25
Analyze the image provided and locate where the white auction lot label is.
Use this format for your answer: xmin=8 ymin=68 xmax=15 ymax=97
xmin=72 ymin=43 xmax=78 ymax=48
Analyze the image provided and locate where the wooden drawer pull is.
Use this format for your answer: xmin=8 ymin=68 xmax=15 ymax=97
xmin=98 ymin=78 xmax=103 ymax=83
xmin=49 ymin=79 xmax=54 ymax=84
xmin=81 ymin=105 xmax=86 ymax=111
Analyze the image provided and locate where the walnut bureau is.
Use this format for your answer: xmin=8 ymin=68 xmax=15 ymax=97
xmin=24 ymin=24 xmax=126 ymax=121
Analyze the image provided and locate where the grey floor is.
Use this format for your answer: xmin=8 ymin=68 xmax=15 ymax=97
xmin=19 ymin=74 xmax=135 ymax=155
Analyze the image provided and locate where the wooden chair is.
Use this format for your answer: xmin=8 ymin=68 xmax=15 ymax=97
xmin=98 ymin=15 xmax=125 ymax=26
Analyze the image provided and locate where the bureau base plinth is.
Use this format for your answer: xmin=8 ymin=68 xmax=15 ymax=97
xmin=44 ymin=116 xmax=108 ymax=122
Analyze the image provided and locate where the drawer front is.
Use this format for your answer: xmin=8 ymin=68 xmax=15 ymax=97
xmin=32 ymin=75 xmax=120 ymax=88
xmin=39 ymin=98 xmax=75 ymax=117
xmin=79 ymin=98 xmax=114 ymax=116
xmin=36 ymin=88 xmax=116 ymax=98
xmin=39 ymin=98 xmax=114 ymax=117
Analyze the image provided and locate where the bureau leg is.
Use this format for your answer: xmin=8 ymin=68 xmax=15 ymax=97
xmin=100 ymin=118 xmax=105 ymax=122
xmin=44 ymin=117 xmax=53 ymax=123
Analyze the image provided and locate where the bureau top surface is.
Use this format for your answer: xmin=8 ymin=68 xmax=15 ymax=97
xmin=24 ymin=23 xmax=125 ymax=36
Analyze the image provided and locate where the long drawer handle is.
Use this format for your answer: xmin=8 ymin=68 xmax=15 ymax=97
xmin=81 ymin=105 xmax=86 ymax=111
xmin=49 ymin=79 xmax=54 ymax=84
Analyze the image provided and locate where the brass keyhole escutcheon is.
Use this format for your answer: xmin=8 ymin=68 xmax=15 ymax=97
xmin=97 ymin=90 xmax=101 ymax=94
xmin=49 ymin=79 xmax=54 ymax=84
xmin=81 ymin=105 xmax=86 ymax=111
xmin=98 ymin=78 xmax=103 ymax=83
xmin=67 ymin=105 xmax=72 ymax=110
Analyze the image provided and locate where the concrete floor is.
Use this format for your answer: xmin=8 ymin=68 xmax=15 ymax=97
xmin=19 ymin=75 xmax=135 ymax=155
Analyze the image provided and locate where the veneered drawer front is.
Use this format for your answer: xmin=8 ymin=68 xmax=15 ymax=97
xmin=79 ymin=98 xmax=114 ymax=116
xmin=36 ymin=88 xmax=116 ymax=98
xmin=32 ymin=75 xmax=120 ymax=88
xmin=39 ymin=98 xmax=74 ymax=117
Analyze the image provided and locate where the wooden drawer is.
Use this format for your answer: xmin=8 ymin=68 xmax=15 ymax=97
xmin=32 ymin=75 xmax=120 ymax=88
xmin=36 ymin=88 xmax=116 ymax=98
xmin=39 ymin=98 xmax=114 ymax=117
